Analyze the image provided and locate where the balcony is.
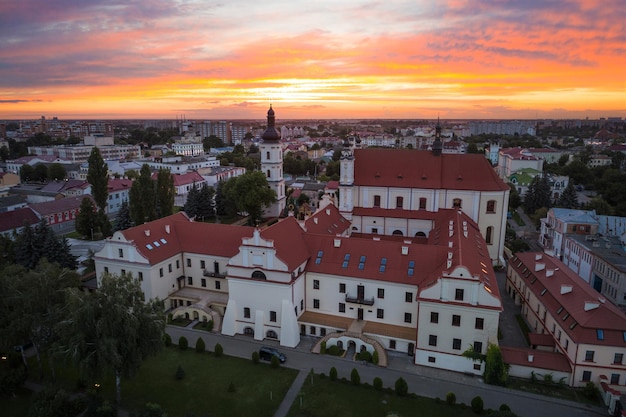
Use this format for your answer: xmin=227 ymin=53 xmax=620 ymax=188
xmin=345 ymin=293 xmax=375 ymax=306
xmin=203 ymin=270 xmax=226 ymax=278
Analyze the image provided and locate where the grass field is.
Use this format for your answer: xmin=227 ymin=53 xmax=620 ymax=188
xmin=286 ymin=374 xmax=482 ymax=417
xmin=1 ymin=347 xmax=297 ymax=417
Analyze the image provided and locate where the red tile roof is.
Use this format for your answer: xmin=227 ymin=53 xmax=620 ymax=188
xmin=528 ymin=333 xmax=556 ymax=347
xmin=0 ymin=207 xmax=39 ymax=232
xmin=353 ymin=149 xmax=508 ymax=191
xmin=501 ymin=346 xmax=571 ymax=373
xmin=260 ymin=216 xmax=311 ymax=271
xmin=29 ymin=196 xmax=93 ymax=216
xmin=108 ymin=178 xmax=133 ymax=192
xmin=510 ymin=252 xmax=626 ymax=346
xmin=304 ymin=204 xmax=350 ymax=235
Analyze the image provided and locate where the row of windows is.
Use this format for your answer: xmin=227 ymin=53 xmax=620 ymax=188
xmin=243 ymin=307 xmax=277 ymax=322
xmin=430 ymin=312 xmax=484 ymax=329
xmin=314 ymin=281 xmax=414 ymax=302
xmin=313 ymin=300 xmax=413 ymax=322
xmin=370 ymin=196 xmax=497 ymax=213
xmin=428 ymin=336 xmax=483 ymax=353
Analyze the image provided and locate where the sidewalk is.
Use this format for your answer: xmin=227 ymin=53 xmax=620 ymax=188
xmin=273 ymin=369 xmax=308 ymax=417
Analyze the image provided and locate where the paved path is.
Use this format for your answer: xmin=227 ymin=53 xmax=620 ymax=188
xmin=273 ymin=369 xmax=308 ymax=417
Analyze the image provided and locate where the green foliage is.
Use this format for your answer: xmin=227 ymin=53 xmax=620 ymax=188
xmin=499 ymin=403 xmax=511 ymax=411
xmin=222 ymin=171 xmax=277 ymax=225
xmin=484 ymin=344 xmax=508 ymax=386
xmin=113 ymin=201 xmax=134 ymax=232
xmin=155 ymin=168 xmax=175 ymax=218
xmin=326 ymin=345 xmax=344 ymax=356
xmin=133 ymin=402 xmax=169 ymax=417
xmin=163 ymin=333 xmax=172 ymax=347
xmin=76 ymin=197 xmax=98 ymax=239
xmin=446 ymin=392 xmax=456 ymax=405
xmin=207 ymin=320 xmax=214 ymax=331
xmin=320 ymin=341 xmax=326 ymax=354
xmin=394 ymin=377 xmax=408 ymax=397
xmin=350 ymin=368 xmax=360 ymax=385
xmin=87 ymin=147 xmax=109 ymax=212
xmin=462 ymin=345 xmax=486 ymax=363
xmin=58 ymin=272 xmax=165 ymax=406
xmin=130 ymin=164 xmax=157 ymax=225
xmin=195 ymin=337 xmax=205 ymax=353
xmin=470 ymin=396 xmax=484 ymax=414
xmin=556 ymin=181 xmax=579 ymax=209
xmin=19 ymin=164 xmax=35 ymax=182
xmin=0 ymin=352 xmax=27 ymax=396
xmin=373 ymin=377 xmax=383 ymax=390
xmin=507 ymin=184 xmax=522 ymax=210
xmin=33 ymin=163 xmax=49 ymax=182
xmin=251 ymin=351 xmax=260 ymax=364
xmin=270 ymin=355 xmax=280 ymax=369
xmin=13 ymin=218 xmax=77 ymax=269
xmin=582 ymin=381 xmax=600 ymax=400
xmin=47 ymin=163 xmax=67 ymax=181
xmin=372 ymin=350 xmax=379 ymax=365
xmin=356 ymin=350 xmax=372 ymax=362
xmin=178 ymin=336 xmax=188 ymax=351
xmin=214 ymin=343 xmax=223 ymax=357
xmin=28 ymin=386 xmax=82 ymax=417
xmin=524 ymin=175 xmax=551 ymax=214
xmin=329 ymin=366 xmax=337 ymax=381
xmin=175 ymin=365 xmax=185 ymax=380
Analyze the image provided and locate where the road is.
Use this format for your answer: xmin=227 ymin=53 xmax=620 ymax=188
xmin=166 ymin=325 xmax=606 ymax=417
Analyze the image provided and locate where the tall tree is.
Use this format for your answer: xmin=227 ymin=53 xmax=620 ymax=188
xmin=524 ymin=175 xmax=551 ymax=214
xmin=225 ymin=171 xmax=276 ymax=225
xmin=47 ymin=163 xmax=67 ymax=181
xmin=183 ymin=182 xmax=200 ymax=218
xmin=195 ymin=183 xmax=215 ymax=221
xmin=155 ymin=168 xmax=175 ymax=218
xmin=129 ymin=164 xmax=156 ymax=225
xmin=19 ymin=164 xmax=35 ymax=182
xmin=113 ymin=201 xmax=134 ymax=232
xmin=557 ymin=182 xmax=579 ymax=209
xmin=58 ymin=272 xmax=165 ymax=407
xmin=13 ymin=219 xmax=76 ymax=270
xmin=484 ymin=344 xmax=508 ymax=386
xmin=33 ymin=163 xmax=48 ymax=182
xmin=75 ymin=197 xmax=98 ymax=240
xmin=87 ymin=147 xmax=109 ymax=212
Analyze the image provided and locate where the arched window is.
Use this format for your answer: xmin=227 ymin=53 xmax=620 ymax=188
xmin=486 ymin=226 xmax=493 ymax=245
xmin=453 ymin=198 xmax=462 ymax=209
xmin=266 ymin=330 xmax=278 ymax=339
xmin=392 ymin=230 xmax=403 ymax=236
xmin=251 ymin=270 xmax=267 ymax=280
xmin=266 ymin=151 xmax=270 ymax=160
xmin=244 ymin=327 xmax=254 ymax=336
xmin=486 ymin=200 xmax=496 ymax=213
xmin=419 ymin=198 xmax=427 ymax=210
xmin=396 ymin=196 xmax=403 ymax=209
xmin=415 ymin=231 xmax=427 ymax=237
xmin=266 ymin=170 xmax=271 ymax=178
xmin=373 ymin=195 xmax=381 ymax=207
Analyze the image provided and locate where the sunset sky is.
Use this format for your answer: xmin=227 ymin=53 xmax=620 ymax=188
xmin=0 ymin=0 xmax=624 ymax=120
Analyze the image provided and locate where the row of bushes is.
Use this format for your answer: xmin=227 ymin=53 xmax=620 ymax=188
xmin=165 ymin=334 xmax=223 ymax=356
xmin=319 ymin=341 xmax=379 ymax=364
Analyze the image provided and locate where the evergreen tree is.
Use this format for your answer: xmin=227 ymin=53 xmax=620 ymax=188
xmin=557 ymin=182 xmax=579 ymax=209
xmin=113 ymin=201 xmax=134 ymax=232
xmin=76 ymin=197 xmax=98 ymax=239
xmin=155 ymin=168 xmax=175 ymax=218
xmin=13 ymin=219 xmax=76 ymax=269
xmin=524 ymin=175 xmax=551 ymax=214
xmin=214 ymin=180 xmax=230 ymax=217
xmin=98 ymin=209 xmax=112 ymax=237
xmin=87 ymin=147 xmax=109 ymax=213
xmin=129 ymin=164 xmax=156 ymax=225
xmin=47 ymin=163 xmax=67 ymax=181
xmin=484 ymin=343 xmax=508 ymax=386
xmin=13 ymin=223 xmax=39 ymax=270
xmin=184 ymin=182 xmax=200 ymax=218
xmin=195 ymin=183 xmax=215 ymax=221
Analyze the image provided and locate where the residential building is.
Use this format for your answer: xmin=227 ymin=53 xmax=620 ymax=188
xmin=0 ymin=207 xmax=38 ymax=237
xmin=497 ymin=147 xmax=544 ymax=179
xmin=197 ymin=166 xmax=246 ymax=187
xmin=505 ymin=252 xmax=626 ymax=389
xmin=588 ymin=154 xmax=612 ymax=168
xmin=27 ymin=144 xmax=140 ymax=163
xmin=0 ymin=172 xmax=20 ymax=188
xmin=0 ymin=195 xmax=27 ymax=212
xmin=540 ymin=208 xmax=599 ymax=258
xmin=142 ymin=156 xmax=219 ymax=173
xmin=107 ymin=178 xmax=133 ymax=214
xmin=29 ymin=196 xmax=93 ymax=233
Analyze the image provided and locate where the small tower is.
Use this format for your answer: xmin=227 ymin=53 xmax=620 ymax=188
xmin=260 ymin=105 xmax=286 ymax=218
xmin=339 ymin=134 xmax=356 ymax=220
xmin=432 ymin=117 xmax=443 ymax=156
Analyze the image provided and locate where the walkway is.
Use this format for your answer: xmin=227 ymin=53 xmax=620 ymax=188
xmin=273 ymin=369 xmax=308 ymax=417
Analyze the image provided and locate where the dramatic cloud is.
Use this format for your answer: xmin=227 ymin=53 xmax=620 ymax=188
xmin=0 ymin=0 xmax=624 ymax=119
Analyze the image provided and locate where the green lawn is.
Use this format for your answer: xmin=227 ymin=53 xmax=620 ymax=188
xmin=286 ymin=375 xmax=482 ymax=417
xmin=512 ymin=211 xmax=526 ymax=226
xmin=1 ymin=347 xmax=297 ymax=417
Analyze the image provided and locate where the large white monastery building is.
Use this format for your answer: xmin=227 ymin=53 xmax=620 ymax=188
xmin=95 ymin=107 xmax=509 ymax=376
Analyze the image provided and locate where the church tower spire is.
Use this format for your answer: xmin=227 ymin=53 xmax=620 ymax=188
xmin=260 ymin=105 xmax=286 ymax=218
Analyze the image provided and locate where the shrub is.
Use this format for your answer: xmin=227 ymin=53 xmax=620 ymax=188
xmin=327 ymin=345 xmax=342 ymax=356
xmin=214 ymin=343 xmax=223 ymax=357
xmin=350 ymin=368 xmax=360 ymax=385
xmin=582 ymin=381 xmax=600 ymax=400
xmin=271 ymin=355 xmax=280 ymax=368
xmin=251 ymin=351 xmax=260 ymax=364
xmin=471 ymin=396 xmax=484 ymax=414
xmin=28 ymin=387 xmax=82 ymax=417
xmin=372 ymin=350 xmax=379 ymax=365
xmin=228 ymin=382 xmax=236 ymax=393
xmin=178 ymin=336 xmax=188 ymax=351
xmin=329 ymin=367 xmax=338 ymax=381
xmin=163 ymin=333 xmax=172 ymax=347
xmin=195 ymin=337 xmax=205 ymax=353
xmin=446 ymin=392 xmax=456 ymax=405
xmin=167 ymin=313 xmax=173 ymax=323
xmin=499 ymin=404 xmax=511 ymax=411
xmin=373 ymin=377 xmax=383 ymax=390
xmin=207 ymin=319 xmax=214 ymax=331
xmin=357 ymin=350 xmax=372 ymax=362
xmin=395 ymin=377 xmax=408 ymax=397
xmin=175 ymin=365 xmax=185 ymax=380
xmin=320 ymin=341 xmax=327 ymax=354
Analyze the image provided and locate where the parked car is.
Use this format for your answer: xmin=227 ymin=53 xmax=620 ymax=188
xmin=259 ymin=346 xmax=286 ymax=363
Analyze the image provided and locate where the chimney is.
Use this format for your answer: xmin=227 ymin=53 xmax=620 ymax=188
xmin=145 ymin=229 xmax=150 ymax=237
xmin=165 ymin=224 xmax=170 ymax=234
xmin=333 ymin=238 xmax=341 ymax=248
xmin=528 ymin=354 xmax=534 ymax=363
xmin=401 ymin=246 xmax=409 ymax=255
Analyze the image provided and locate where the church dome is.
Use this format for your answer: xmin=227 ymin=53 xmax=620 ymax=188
xmin=262 ymin=105 xmax=281 ymax=142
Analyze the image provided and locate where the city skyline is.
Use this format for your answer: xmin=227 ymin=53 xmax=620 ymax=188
xmin=0 ymin=0 xmax=624 ymax=120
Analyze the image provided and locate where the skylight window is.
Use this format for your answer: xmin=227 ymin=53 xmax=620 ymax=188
xmin=557 ymin=306 xmax=564 ymax=314
xmin=153 ymin=241 xmax=160 ymax=247
xmin=317 ymin=250 xmax=324 ymax=258
xmin=541 ymin=288 xmax=547 ymax=296
xmin=160 ymin=238 xmax=167 ymax=244
xmin=597 ymin=329 xmax=604 ymax=340
xmin=315 ymin=250 xmax=324 ymax=265
xmin=381 ymin=258 xmax=387 ymax=265
xmin=379 ymin=265 xmax=386 ymax=273
xmin=562 ymin=313 xmax=569 ymax=321
xmin=146 ymin=244 xmax=153 ymax=250
xmin=359 ymin=255 xmax=366 ymax=263
xmin=358 ymin=262 xmax=365 ymax=270
xmin=342 ymin=254 xmax=350 ymax=268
